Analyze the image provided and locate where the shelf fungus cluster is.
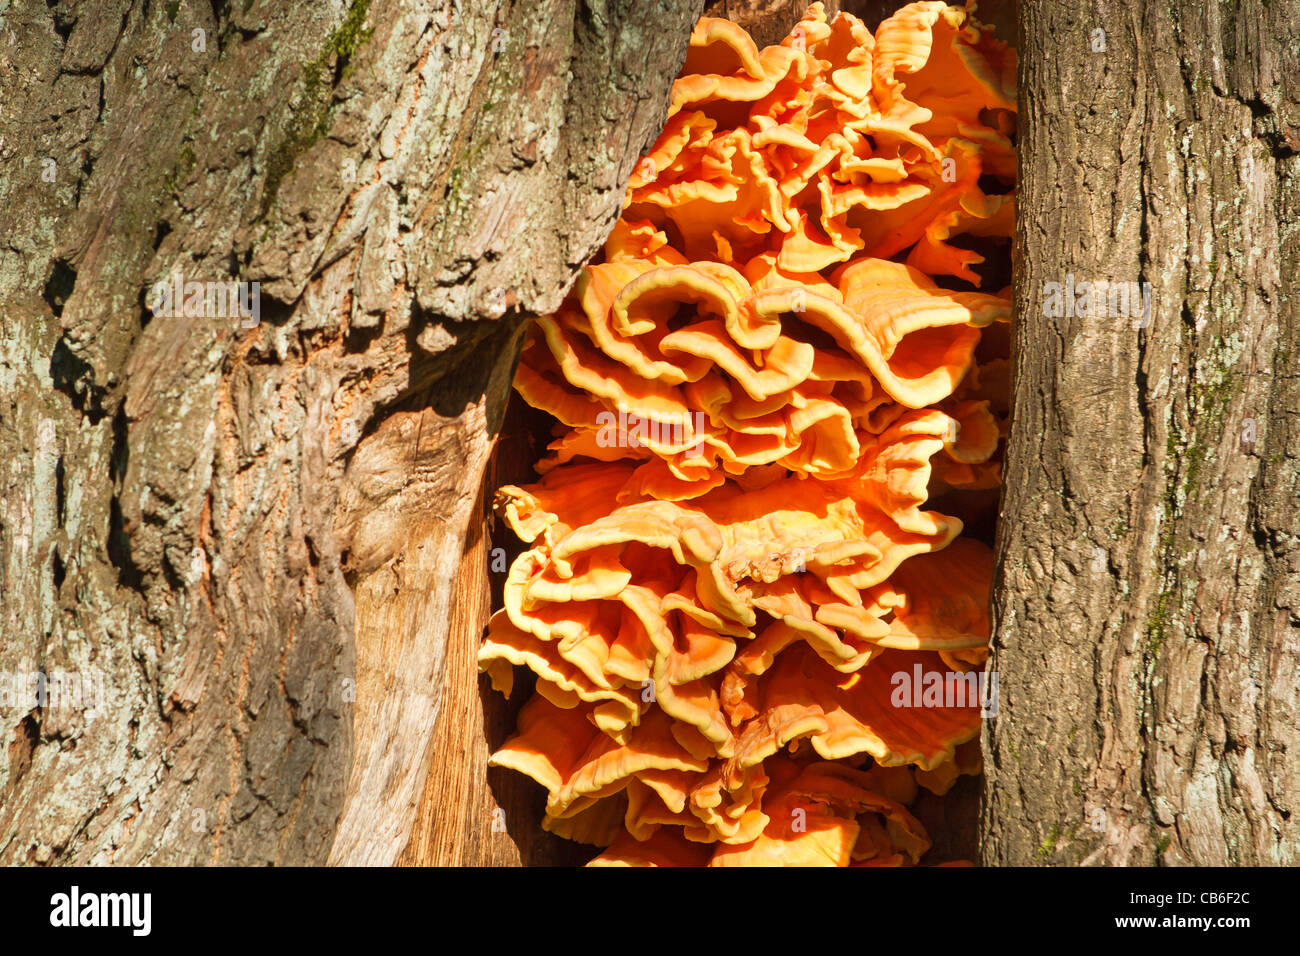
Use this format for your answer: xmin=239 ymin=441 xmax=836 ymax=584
xmin=481 ymin=1 xmax=1014 ymax=866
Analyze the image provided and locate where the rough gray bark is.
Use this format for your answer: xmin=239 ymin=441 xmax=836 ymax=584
xmin=0 ymin=0 xmax=700 ymax=866
xmin=984 ymin=0 xmax=1300 ymax=865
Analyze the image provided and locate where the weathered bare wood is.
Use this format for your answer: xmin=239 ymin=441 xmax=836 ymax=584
xmin=329 ymin=325 xmax=523 ymax=865
xmin=398 ymin=399 xmax=591 ymax=866
xmin=984 ymin=0 xmax=1300 ymax=865
xmin=396 ymin=483 xmax=515 ymax=866
xmin=0 ymin=0 xmax=702 ymax=865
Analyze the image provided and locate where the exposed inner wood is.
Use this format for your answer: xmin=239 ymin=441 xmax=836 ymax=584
xmin=399 ymin=400 xmax=589 ymax=866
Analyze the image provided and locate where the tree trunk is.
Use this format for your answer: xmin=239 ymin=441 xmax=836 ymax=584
xmin=983 ymin=0 xmax=1300 ymax=865
xmin=0 ymin=0 xmax=701 ymax=866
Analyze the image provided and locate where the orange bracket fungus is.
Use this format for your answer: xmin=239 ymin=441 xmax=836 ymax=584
xmin=482 ymin=1 xmax=1014 ymax=866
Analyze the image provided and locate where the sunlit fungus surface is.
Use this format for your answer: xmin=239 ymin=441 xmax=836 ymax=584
xmin=482 ymin=0 xmax=1014 ymax=866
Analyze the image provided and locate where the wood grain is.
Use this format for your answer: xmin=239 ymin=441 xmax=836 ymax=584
xmin=399 ymin=397 xmax=591 ymax=866
xmin=395 ymin=483 xmax=516 ymax=866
